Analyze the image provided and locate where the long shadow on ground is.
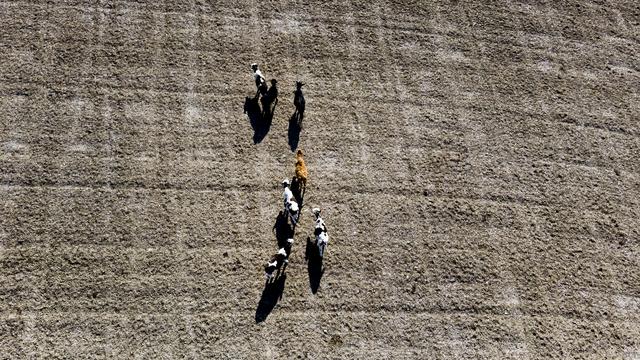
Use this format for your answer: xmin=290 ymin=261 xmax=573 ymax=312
xmin=261 ymin=94 xmax=277 ymax=128
xmin=255 ymin=273 xmax=287 ymax=323
xmin=244 ymin=96 xmax=271 ymax=144
xmin=288 ymin=112 xmax=302 ymax=151
xmin=305 ymin=237 xmax=324 ymax=294
xmin=273 ymin=210 xmax=293 ymax=249
xmin=290 ymin=177 xmax=305 ymax=209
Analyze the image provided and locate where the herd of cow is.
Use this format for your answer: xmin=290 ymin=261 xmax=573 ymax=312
xmin=249 ymin=63 xmax=330 ymax=286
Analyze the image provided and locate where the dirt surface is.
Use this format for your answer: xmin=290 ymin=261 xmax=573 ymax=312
xmin=1 ymin=0 xmax=639 ymax=358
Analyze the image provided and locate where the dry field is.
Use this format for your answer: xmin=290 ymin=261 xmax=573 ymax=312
xmin=1 ymin=0 xmax=639 ymax=358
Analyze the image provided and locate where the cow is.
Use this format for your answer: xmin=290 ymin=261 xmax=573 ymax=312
xmin=294 ymin=149 xmax=308 ymax=189
xmin=252 ymin=63 xmax=267 ymax=97
xmin=282 ymin=179 xmax=293 ymax=210
xmin=261 ymin=79 xmax=279 ymax=117
xmin=312 ymin=208 xmax=329 ymax=258
xmin=264 ymin=248 xmax=289 ymax=282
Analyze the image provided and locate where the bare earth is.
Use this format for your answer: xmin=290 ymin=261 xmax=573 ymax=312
xmin=1 ymin=0 xmax=639 ymax=358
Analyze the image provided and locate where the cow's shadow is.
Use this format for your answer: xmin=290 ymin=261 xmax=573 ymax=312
xmin=290 ymin=177 xmax=305 ymax=209
xmin=305 ymin=237 xmax=324 ymax=294
xmin=288 ymin=112 xmax=302 ymax=151
xmin=244 ymin=96 xmax=272 ymax=144
xmin=255 ymin=273 xmax=287 ymax=323
xmin=273 ymin=210 xmax=294 ymax=249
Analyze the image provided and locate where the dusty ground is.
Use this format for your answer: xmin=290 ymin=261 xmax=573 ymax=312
xmin=1 ymin=0 xmax=639 ymax=358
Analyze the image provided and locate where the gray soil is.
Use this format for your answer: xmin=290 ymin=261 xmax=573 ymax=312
xmin=1 ymin=0 xmax=639 ymax=359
